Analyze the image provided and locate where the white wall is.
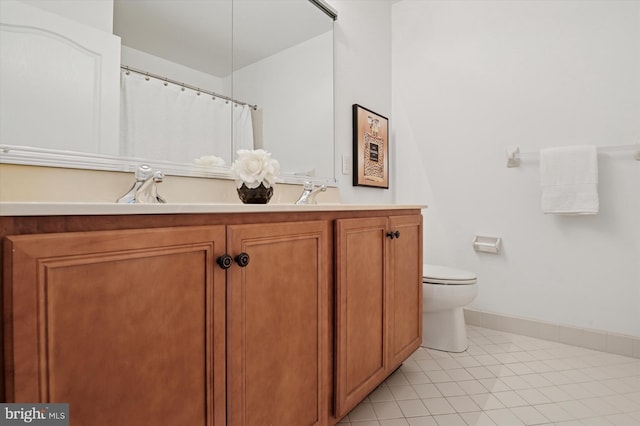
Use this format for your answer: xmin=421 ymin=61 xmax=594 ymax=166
xmin=233 ymin=32 xmax=333 ymax=178
xmin=393 ymin=0 xmax=640 ymax=336
xmin=121 ymin=46 xmax=230 ymax=96
xmin=327 ymin=0 xmax=394 ymax=203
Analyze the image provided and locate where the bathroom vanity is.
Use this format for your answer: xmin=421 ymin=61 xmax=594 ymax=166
xmin=0 ymin=2 xmax=418 ymax=423
xmin=0 ymin=204 xmax=422 ymax=425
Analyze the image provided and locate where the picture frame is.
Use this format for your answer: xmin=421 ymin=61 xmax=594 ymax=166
xmin=352 ymin=104 xmax=389 ymax=188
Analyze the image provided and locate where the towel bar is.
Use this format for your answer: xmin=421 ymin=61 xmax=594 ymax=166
xmin=506 ymin=143 xmax=640 ymax=168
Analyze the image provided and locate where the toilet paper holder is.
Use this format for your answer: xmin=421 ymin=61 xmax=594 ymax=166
xmin=473 ymin=236 xmax=502 ymax=254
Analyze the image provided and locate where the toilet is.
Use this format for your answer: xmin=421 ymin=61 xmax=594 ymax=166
xmin=422 ymin=264 xmax=478 ymax=353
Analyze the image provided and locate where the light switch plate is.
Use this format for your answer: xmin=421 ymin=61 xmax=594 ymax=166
xmin=342 ymin=155 xmax=351 ymax=175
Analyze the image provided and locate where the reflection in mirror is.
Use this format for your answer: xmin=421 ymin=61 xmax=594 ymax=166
xmin=233 ymin=0 xmax=334 ymax=179
xmin=0 ymin=0 xmax=120 ymax=156
xmin=114 ymin=0 xmax=236 ymax=166
xmin=0 ymin=0 xmax=336 ymax=184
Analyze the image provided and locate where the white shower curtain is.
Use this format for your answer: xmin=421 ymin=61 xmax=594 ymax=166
xmin=233 ymin=103 xmax=255 ymax=155
xmin=120 ymin=71 xmax=254 ymax=165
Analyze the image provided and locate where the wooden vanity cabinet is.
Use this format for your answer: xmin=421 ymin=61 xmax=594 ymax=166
xmin=1 ymin=208 xmax=421 ymax=425
xmin=3 ymin=226 xmax=227 ymax=426
xmin=387 ymin=215 xmax=424 ymax=368
xmin=3 ymin=220 xmax=330 ymax=426
xmin=226 ymin=221 xmax=329 ymax=426
xmin=334 ymin=215 xmax=422 ymax=419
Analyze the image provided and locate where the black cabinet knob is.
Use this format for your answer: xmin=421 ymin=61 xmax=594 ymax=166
xmin=216 ymin=254 xmax=233 ymax=269
xmin=235 ymin=252 xmax=250 ymax=267
xmin=386 ymin=231 xmax=401 ymax=239
xmin=394 ymin=230 xmax=400 ymax=239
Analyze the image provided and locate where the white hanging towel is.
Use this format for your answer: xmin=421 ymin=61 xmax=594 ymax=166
xmin=540 ymin=145 xmax=599 ymax=215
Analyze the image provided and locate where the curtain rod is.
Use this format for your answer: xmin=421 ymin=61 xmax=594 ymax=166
xmin=121 ymin=65 xmax=257 ymax=110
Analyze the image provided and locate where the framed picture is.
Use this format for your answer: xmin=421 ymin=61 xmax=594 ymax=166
xmin=352 ymin=104 xmax=389 ymax=188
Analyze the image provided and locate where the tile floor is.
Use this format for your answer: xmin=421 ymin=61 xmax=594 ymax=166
xmin=338 ymin=326 xmax=640 ymax=426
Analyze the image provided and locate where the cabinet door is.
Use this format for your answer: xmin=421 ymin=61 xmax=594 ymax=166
xmin=0 ymin=0 xmax=120 ymax=155
xmin=387 ymin=215 xmax=423 ymax=368
xmin=4 ymin=226 xmax=226 ymax=426
xmin=334 ymin=217 xmax=388 ymax=419
xmin=226 ymin=221 xmax=329 ymax=426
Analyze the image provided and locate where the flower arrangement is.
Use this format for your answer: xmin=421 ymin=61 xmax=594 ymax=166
xmin=194 ymin=155 xmax=226 ymax=167
xmin=231 ymin=149 xmax=280 ymax=189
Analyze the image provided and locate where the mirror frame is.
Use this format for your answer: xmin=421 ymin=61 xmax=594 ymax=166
xmin=0 ymin=0 xmax=338 ymax=187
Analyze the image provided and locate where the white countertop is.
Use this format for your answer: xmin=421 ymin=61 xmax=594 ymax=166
xmin=0 ymin=202 xmax=427 ymax=216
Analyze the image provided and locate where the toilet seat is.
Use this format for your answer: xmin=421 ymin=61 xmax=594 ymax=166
xmin=423 ymin=264 xmax=477 ymax=285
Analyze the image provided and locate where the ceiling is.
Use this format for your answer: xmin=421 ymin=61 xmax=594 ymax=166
xmin=113 ymin=0 xmax=332 ymax=78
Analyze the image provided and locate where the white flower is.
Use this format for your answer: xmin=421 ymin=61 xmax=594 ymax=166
xmin=231 ymin=149 xmax=280 ymax=188
xmin=194 ymin=155 xmax=226 ymax=167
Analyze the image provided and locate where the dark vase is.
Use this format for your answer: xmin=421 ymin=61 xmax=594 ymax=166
xmin=237 ymin=183 xmax=273 ymax=204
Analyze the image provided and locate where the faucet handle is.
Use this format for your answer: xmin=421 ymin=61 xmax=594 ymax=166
xmin=117 ymin=164 xmax=152 ymax=204
xmin=134 ymin=164 xmax=154 ymax=181
xmin=151 ymin=171 xmax=166 ymax=204
xmin=295 ymin=181 xmax=327 ymax=205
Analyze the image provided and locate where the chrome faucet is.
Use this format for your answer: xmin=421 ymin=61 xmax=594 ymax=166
xmin=295 ymin=181 xmax=327 ymax=205
xmin=117 ymin=164 xmax=166 ymax=204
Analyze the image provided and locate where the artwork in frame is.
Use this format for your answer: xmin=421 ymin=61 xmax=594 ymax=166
xmin=352 ymin=104 xmax=389 ymax=188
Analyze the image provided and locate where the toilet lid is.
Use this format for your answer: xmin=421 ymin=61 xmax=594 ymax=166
xmin=423 ymin=264 xmax=477 ymax=285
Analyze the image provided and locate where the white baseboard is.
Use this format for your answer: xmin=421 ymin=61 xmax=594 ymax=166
xmin=464 ymin=308 xmax=640 ymax=359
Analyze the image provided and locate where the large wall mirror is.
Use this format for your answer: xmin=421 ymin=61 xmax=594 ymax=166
xmin=0 ymin=0 xmax=336 ymax=185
